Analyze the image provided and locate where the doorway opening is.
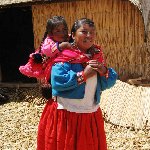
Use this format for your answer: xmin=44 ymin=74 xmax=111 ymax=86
xmin=0 ymin=6 xmax=36 ymax=83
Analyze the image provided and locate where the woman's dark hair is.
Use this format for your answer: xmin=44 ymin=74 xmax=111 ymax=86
xmin=69 ymin=18 xmax=95 ymax=43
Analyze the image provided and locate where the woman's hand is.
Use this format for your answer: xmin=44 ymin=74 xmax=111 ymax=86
xmin=87 ymin=60 xmax=107 ymax=75
xmin=84 ymin=65 xmax=97 ymax=79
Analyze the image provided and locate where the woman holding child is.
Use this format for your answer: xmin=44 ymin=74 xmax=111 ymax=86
xmin=36 ymin=17 xmax=117 ymax=150
xmin=19 ymin=16 xmax=117 ymax=150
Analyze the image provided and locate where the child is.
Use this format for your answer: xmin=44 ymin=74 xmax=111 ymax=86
xmin=19 ymin=16 xmax=71 ymax=81
xmin=19 ymin=16 xmax=72 ymax=99
xmin=19 ymin=16 xmax=105 ymax=81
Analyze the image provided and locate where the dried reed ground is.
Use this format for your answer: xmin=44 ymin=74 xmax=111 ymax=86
xmin=0 ymin=87 xmax=150 ymax=150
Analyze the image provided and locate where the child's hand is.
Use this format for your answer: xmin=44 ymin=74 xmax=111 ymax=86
xmin=59 ymin=42 xmax=73 ymax=51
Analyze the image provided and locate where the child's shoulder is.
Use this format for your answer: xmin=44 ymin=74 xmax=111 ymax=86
xmin=44 ymin=36 xmax=55 ymax=44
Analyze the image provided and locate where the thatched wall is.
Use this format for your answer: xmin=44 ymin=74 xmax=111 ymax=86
xmin=32 ymin=0 xmax=150 ymax=79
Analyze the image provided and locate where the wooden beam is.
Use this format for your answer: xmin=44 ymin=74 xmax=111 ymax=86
xmin=0 ymin=83 xmax=39 ymax=88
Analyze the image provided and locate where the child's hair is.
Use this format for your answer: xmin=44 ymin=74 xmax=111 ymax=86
xmin=69 ymin=18 xmax=95 ymax=43
xmin=39 ymin=16 xmax=68 ymax=52
xmin=46 ymin=16 xmax=68 ymax=35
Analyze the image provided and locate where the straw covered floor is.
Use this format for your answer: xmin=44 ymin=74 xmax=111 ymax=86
xmin=0 ymin=86 xmax=150 ymax=150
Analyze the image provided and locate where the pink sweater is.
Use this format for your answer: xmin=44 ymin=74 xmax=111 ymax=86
xmin=41 ymin=36 xmax=59 ymax=58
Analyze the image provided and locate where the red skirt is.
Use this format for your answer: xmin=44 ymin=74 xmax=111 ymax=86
xmin=37 ymin=100 xmax=107 ymax=150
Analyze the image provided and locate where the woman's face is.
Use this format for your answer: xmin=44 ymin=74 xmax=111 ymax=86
xmin=72 ymin=23 xmax=96 ymax=52
xmin=51 ymin=24 xmax=68 ymax=42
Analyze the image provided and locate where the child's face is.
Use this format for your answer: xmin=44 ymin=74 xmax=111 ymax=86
xmin=51 ymin=24 xmax=68 ymax=42
xmin=72 ymin=23 xmax=96 ymax=52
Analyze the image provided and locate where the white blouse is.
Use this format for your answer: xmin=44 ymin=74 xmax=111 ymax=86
xmin=56 ymin=74 xmax=100 ymax=113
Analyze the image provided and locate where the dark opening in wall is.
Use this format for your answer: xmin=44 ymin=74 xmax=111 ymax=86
xmin=0 ymin=6 xmax=36 ymax=83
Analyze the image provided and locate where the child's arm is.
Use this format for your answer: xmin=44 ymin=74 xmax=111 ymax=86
xmin=41 ymin=37 xmax=72 ymax=58
xmin=58 ymin=42 xmax=73 ymax=51
xmin=41 ymin=37 xmax=60 ymax=58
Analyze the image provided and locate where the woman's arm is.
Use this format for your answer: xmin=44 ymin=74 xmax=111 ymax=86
xmin=51 ymin=63 xmax=79 ymax=91
xmin=99 ymin=68 xmax=118 ymax=91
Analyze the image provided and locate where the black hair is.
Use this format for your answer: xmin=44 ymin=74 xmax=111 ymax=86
xmin=69 ymin=18 xmax=95 ymax=43
xmin=46 ymin=16 xmax=68 ymax=35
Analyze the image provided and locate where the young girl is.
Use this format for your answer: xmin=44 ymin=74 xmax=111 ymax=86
xmin=19 ymin=16 xmax=71 ymax=81
xmin=37 ymin=18 xmax=118 ymax=150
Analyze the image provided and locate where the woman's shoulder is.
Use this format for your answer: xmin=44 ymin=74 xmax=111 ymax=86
xmin=54 ymin=62 xmax=81 ymax=67
xmin=93 ymin=44 xmax=104 ymax=52
xmin=53 ymin=62 xmax=73 ymax=70
xmin=53 ymin=62 xmax=83 ymax=73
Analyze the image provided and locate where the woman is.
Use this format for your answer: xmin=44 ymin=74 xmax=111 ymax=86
xmin=37 ymin=18 xmax=117 ymax=150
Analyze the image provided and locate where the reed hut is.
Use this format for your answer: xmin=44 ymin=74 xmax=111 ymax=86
xmin=0 ymin=0 xmax=149 ymax=83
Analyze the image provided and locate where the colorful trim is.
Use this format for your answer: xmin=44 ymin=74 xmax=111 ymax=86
xmin=77 ymin=71 xmax=86 ymax=84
